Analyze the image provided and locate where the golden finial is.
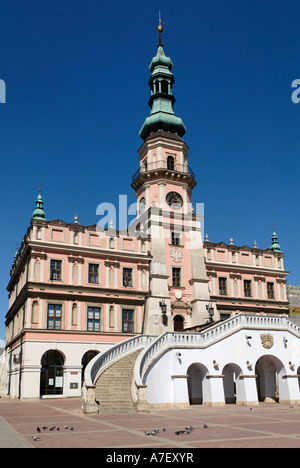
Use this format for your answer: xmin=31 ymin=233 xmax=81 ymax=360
xmin=157 ymin=11 xmax=165 ymax=44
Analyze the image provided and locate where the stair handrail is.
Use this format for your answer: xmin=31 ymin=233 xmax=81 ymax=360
xmin=84 ymin=334 xmax=155 ymax=387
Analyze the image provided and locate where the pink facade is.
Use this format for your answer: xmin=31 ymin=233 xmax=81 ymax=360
xmin=7 ymin=219 xmax=150 ymax=341
xmin=204 ymin=239 xmax=288 ymax=319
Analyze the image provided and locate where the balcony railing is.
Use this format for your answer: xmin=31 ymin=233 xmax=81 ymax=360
xmin=132 ymin=161 xmax=195 ymax=182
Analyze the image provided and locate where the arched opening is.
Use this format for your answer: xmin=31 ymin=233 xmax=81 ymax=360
xmin=255 ymin=355 xmax=288 ymax=403
xmin=222 ymin=363 xmax=243 ymax=404
xmin=161 ymin=79 xmax=169 ymax=94
xmin=173 ymin=315 xmax=184 ymax=331
xmin=167 ymin=155 xmax=175 ymax=170
xmin=40 ymin=350 xmax=64 ymax=397
xmin=187 ymin=363 xmax=209 ymax=405
xmin=81 ymin=350 xmax=100 ymax=385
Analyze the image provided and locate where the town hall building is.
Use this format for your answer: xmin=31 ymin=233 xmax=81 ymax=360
xmin=2 ymin=24 xmax=300 ymax=411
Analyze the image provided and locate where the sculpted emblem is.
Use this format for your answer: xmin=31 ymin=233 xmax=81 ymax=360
xmin=171 ymin=248 xmax=183 ymax=263
xmin=260 ymin=334 xmax=274 ymax=349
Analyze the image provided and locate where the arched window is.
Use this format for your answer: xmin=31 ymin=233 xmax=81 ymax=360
xmin=167 ymin=155 xmax=175 ymax=170
xmin=161 ymin=80 xmax=168 ymax=94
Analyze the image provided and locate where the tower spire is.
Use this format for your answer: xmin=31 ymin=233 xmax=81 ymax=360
xmin=270 ymin=225 xmax=282 ymax=252
xmin=139 ymin=18 xmax=186 ymax=141
xmin=32 ymin=184 xmax=46 ymax=220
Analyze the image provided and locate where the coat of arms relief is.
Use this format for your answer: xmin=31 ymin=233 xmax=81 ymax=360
xmin=260 ymin=334 xmax=274 ymax=349
xmin=170 ymin=248 xmax=183 ymax=263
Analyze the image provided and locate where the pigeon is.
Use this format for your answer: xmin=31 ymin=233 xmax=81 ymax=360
xmin=56 ymin=427 xmax=60 ymax=431
xmin=203 ymin=423 xmax=208 ymax=429
xmin=50 ymin=426 xmax=56 ymax=431
xmin=32 ymin=436 xmax=41 ymax=441
xmin=144 ymin=431 xmax=151 ymax=436
xmin=175 ymin=430 xmax=185 ymax=435
xmin=70 ymin=426 xmax=74 ymax=431
xmin=37 ymin=427 xmax=41 ymax=433
xmin=151 ymin=430 xmax=159 ymax=435
xmin=185 ymin=426 xmax=194 ymax=432
xmin=64 ymin=426 xmax=69 ymax=429
xmin=42 ymin=427 xmax=48 ymax=430
xmin=163 ymin=428 xmax=167 ymax=432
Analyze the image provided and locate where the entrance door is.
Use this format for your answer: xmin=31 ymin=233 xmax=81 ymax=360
xmin=40 ymin=350 xmax=64 ymax=396
xmin=173 ymin=315 xmax=184 ymax=331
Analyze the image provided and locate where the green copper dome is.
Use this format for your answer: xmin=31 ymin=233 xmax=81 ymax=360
xmin=139 ymin=43 xmax=186 ymax=141
xmin=32 ymin=192 xmax=46 ymax=220
xmin=270 ymin=228 xmax=282 ymax=253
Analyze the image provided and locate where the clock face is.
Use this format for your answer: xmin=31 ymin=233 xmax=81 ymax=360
xmin=139 ymin=197 xmax=146 ymax=213
xmin=166 ymin=191 xmax=183 ymax=210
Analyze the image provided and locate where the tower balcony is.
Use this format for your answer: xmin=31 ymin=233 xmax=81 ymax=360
xmin=131 ymin=160 xmax=196 ymax=191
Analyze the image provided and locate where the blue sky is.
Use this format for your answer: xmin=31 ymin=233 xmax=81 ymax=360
xmin=0 ymin=0 xmax=300 ymax=341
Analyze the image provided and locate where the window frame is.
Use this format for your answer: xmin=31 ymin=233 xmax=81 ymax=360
xmin=171 ymin=231 xmax=180 ymax=246
xmin=123 ymin=267 xmax=133 ymax=288
xmin=172 ymin=267 xmax=181 ymax=288
xmin=122 ymin=309 xmax=134 ymax=333
xmin=47 ymin=304 xmax=62 ymax=330
xmin=87 ymin=306 xmax=101 ymax=332
xmin=267 ymin=282 xmax=275 ymax=300
xmin=218 ymin=277 xmax=227 ymax=296
xmin=88 ymin=263 xmax=99 ymax=284
xmin=50 ymin=259 xmax=62 ymax=281
xmin=244 ymin=279 xmax=252 ymax=298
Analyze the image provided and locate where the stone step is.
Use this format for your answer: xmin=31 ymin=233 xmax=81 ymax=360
xmin=95 ymin=349 xmax=141 ymax=413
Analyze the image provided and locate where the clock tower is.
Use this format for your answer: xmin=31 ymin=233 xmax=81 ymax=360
xmin=131 ymin=23 xmax=216 ymax=335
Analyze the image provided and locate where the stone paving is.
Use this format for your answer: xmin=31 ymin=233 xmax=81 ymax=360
xmin=1 ymin=398 xmax=300 ymax=449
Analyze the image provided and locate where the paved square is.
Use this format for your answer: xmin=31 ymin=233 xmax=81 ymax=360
xmin=1 ymin=398 xmax=300 ymax=448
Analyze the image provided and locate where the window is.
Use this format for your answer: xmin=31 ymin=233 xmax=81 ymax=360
xmin=219 ymin=278 xmax=227 ymax=295
xmin=122 ymin=309 xmax=134 ymax=333
xmin=171 ymin=232 xmax=180 ymax=246
xmin=244 ymin=280 xmax=252 ymax=297
xmin=161 ymin=79 xmax=169 ymax=94
xmin=267 ymin=282 xmax=275 ymax=299
xmin=88 ymin=264 xmax=99 ymax=284
xmin=123 ymin=268 xmax=133 ymax=287
xmin=172 ymin=267 xmax=181 ymax=287
xmin=50 ymin=260 xmax=62 ymax=280
xmin=87 ymin=306 xmax=100 ymax=331
xmin=167 ymin=155 xmax=175 ymax=170
xmin=47 ymin=304 xmax=62 ymax=330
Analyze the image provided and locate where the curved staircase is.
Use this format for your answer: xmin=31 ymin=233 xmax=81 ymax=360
xmin=95 ymin=349 xmax=142 ymax=414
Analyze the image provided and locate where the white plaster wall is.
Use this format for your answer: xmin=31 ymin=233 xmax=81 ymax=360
xmin=10 ymin=339 xmax=114 ymax=399
xmin=144 ymin=328 xmax=300 ymax=406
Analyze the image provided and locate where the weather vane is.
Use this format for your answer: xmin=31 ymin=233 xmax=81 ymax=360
xmin=157 ymin=10 xmax=165 ymax=46
xmin=38 ymin=182 xmax=42 ymax=193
